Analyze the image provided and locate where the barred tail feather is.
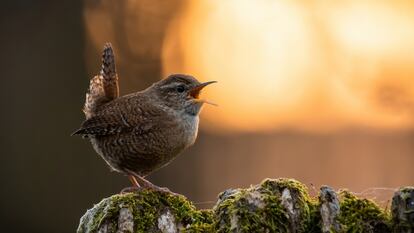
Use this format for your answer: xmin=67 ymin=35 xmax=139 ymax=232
xmin=100 ymin=43 xmax=119 ymax=100
xmin=83 ymin=43 xmax=119 ymax=119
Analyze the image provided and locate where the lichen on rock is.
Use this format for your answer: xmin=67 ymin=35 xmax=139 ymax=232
xmin=157 ymin=209 xmax=177 ymax=233
xmin=319 ymin=186 xmax=341 ymax=233
xmin=392 ymin=187 xmax=414 ymax=232
xmin=78 ymin=179 xmax=411 ymax=233
xmin=77 ymin=190 xmax=213 ymax=233
xmin=338 ymin=190 xmax=391 ymax=233
xmin=213 ymin=178 xmax=316 ymax=232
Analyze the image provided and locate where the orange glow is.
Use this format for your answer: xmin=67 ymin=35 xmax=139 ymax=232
xmin=326 ymin=2 xmax=414 ymax=54
xmin=162 ymin=0 xmax=414 ymax=132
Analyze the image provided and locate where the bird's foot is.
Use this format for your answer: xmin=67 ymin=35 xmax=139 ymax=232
xmin=145 ymin=185 xmax=181 ymax=197
xmin=127 ymin=170 xmax=181 ymax=196
xmin=136 ymin=180 xmax=182 ymax=196
xmin=119 ymin=185 xmax=181 ymax=196
xmin=120 ymin=186 xmax=145 ymax=194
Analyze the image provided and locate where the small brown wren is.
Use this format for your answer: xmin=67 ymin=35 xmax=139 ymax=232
xmin=72 ymin=43 xmax=215 ymax=192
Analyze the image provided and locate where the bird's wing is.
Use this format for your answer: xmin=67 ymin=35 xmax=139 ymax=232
xmin=72 ymin=106 xmax=137 ymax=137
xmin=71 ymin=114 xmax=125 ymax=137
xmin=72 ymin=97 xmax=166 ymax=137
xmin=83 ymin=43 xmax=119 ymax=119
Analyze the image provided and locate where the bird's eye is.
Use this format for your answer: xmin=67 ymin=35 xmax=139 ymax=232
xmin=176 ymin=85 xmax=185 ymax=93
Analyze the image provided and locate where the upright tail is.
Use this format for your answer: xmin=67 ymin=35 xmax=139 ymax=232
xmin=100 ymin=43 xmax=118 ymax=99
xmin=83 ymin=43 xmax=119 ymax=118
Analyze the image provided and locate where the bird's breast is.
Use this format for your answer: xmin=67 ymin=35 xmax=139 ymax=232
xmin=179 ymin=114 xmax=199 ymax=148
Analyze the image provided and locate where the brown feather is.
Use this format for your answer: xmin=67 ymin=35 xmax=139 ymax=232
xmin=83 ymin=43 xmax=119 ymax=118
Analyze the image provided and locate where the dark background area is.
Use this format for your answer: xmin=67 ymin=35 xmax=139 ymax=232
xmin=0 ymin=1 xmax=413 ymax=233
xmin=0 ymin=1 xmax=200 ymax=232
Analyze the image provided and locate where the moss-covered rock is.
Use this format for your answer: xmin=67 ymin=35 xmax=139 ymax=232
xmin=78 ymin=179 xmax=411 ymax=233
xmin=392 ymin=187 xmax=414 ymax=233
xmin=338 ymin=190 xmax=391 ymax=233
xmin=319 ymin=186 xmax=341 ymax=233
xmin=77 ymin=190 xmax=213 ymax=233
xmin=213 ymin=178 xmax=317 ymax=232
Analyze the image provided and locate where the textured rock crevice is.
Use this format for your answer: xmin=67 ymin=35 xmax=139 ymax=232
xmin=77 ymin=178 xmax=414 ymax=233
xmin=319 ymin=186 xmax=341 ymax=232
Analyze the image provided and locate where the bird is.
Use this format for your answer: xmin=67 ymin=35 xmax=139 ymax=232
xmin=72 ymin=43 xmax=216 ymax=192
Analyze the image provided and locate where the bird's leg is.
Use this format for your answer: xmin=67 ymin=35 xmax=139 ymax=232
xmin=133 ymin=175 xmax=165 ymax=190
xmin=125 ymin=169 xmax=180 ymax=196
xmin=128 ymin=175 xmax=140 ymax=187
xmin=120 ymin=175 xmax=144 ymax=194
xmin=134 ymin=175 xmax=180 ymax=196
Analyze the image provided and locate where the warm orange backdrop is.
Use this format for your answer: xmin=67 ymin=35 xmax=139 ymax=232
xmin=162 ymin=0 xmax=414 ymax=132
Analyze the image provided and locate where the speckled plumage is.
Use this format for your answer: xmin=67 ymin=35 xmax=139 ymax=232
xmin=73 ymin=43 xmax=214 ymax=183
xmin=84 ymin=44 xmax=119 ymax=119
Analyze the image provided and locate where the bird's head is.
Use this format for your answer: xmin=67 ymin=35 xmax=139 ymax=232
xmin=152 ymin=74 xmax=216 ymax=116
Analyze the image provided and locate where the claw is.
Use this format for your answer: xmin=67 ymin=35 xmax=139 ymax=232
xmin=120 ymin=186 xmax=145 ymax=194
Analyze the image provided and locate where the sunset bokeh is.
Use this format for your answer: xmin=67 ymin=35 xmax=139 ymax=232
xmin=2 ymin=1 xmax=413 ymax=232
xmin=81 ymin=0 xmax=414 ymax=210
xmin=162 ymin=0 xmax=414 ymax=132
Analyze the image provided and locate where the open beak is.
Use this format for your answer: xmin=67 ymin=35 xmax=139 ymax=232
xmin=189 ymin=81 xmax=217 ymax=99
xmin=189 ymin=81 xmax=217 ymax=106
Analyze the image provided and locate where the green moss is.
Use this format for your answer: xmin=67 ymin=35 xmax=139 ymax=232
xmin=77 ymin=197 xmax=113 ymax=233
xmin=306 ymin=201 xmax=323 ymax=233
xmin=338 ymin=190 xmax=391 ymax=232
xmin=391 ymin=187 xmax=414 ymax=231
xmin=77 ymin=190 xmax=214 ymax=233
xmin=213 ymin=178 xmax=316 ymax=233
xmin=260 ymin=178 xmax=309 ymax=197
xmin=181 ymin=210 xmax=214 ymax=233
xmin=263 ymin=178 xmax=316 ymax=230
xmin=78 ymin=180 xmax=399 ymax=233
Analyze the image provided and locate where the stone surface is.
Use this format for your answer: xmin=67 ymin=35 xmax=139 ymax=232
xmin=78 ymin=179 xmax=413 ymax=233
xmin=392 ymin=187 xmax=414 ymax=233
xmin=77 ymin=190 xmax=212 ymax=233
xmin=319 ymin=186 xmax=341 ymax=233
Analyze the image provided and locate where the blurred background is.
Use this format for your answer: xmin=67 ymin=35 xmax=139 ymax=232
xmin=1 ymin=0 xmax=413 ymax=232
